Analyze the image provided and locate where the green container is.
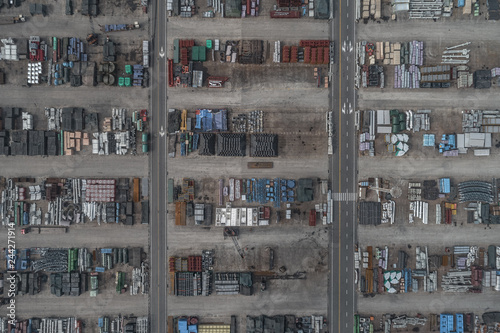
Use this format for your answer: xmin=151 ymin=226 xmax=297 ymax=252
xmin=118 ymin=77 xmax=125 ymax=86
xmin=124 ymin=77 xmax=131 ymax=87
xmin=142 ymin=133 xmax=148 ymax=143
xmin=392 ymin=116 xmax=400 ymax=125
xmin=392 ymin=124 xmax=400 ymax=133
xmin=174 ymin=39 xmax=180 ymax=63
xmin=125 ymin=65 xmax=132 ymax=74
xmin=398 ymin=113 xmax=406 ymax=122
xmin=142 ymin=143 xmax=148 ymax=153
xmin=191 ymin=46 xmax=199 ymax=61
xmin=199 ymin=46 xmax=207 ymax=62
xmin=390 ymin=109 xmax=399 ymax=117
xmin=206 ymin=40 xmax=212 ymax=49
xmin=399 ymin=122 xmax=406 ymax=131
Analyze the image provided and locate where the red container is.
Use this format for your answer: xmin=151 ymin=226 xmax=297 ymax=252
xmin=282 ymin=45 xmax=290 ymax=62
xmin=309 ymin=209 xmax=316 ymax=226
xmin=304 ymin=47 xmax=311 ymax=63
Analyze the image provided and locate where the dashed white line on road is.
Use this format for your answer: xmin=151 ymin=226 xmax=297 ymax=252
xmin=347 ymin=12 xmax=349 ymax=17
xmin=346 ymin=244 xmax=348 ymax=249
xmin=345 ymin=256 xmax=348 ymax=261
xmin=346 ymin=143 xmax=349 ymax=148
xmin=345 ymin=312 xmax=348 ymax=317
xmin=345 ymin=290 xmax=348 ymax=294
xmin=346 ymin=177 xmax=348 ymax=182
xmin=346 ymin=267 xmax=348 ymax=272
xmin=345 ymin=211 xmax=348 ymax=216
xmin=346 ymin=154 xmax=349 ymax=159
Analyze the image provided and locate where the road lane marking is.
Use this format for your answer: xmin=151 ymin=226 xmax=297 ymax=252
xmin=346 ymin=143 xmax=349 ymax=148
xmin=347 ymin=12 xmax=349 ymax=17
xmin=346 ymin=244 xmax=348 ymax=249
xmin=338 ymin=2 xmax=343 ymax=332
xmin=346 ymin=154 xmax=349 ymax=159
xmin=345 ymin=256 xmax=348 ymax=260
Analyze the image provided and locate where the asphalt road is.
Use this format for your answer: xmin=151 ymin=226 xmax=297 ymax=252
xmin=149 ymin=0 xmax=169 ymax=332
xmin=330 ymin=0 xmax=357 ymax=331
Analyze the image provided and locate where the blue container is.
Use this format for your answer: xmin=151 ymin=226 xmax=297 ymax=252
xmin=287 ymin=180 xmax=296 ymax=188
xmin=270 ymin=197 xmax=274 ymax=202
xmin=95 ymin=267 xmax=105 ymax=272
xmin=281 ymin=192 xmax=287 ymax=197
xmin=55 ymin=72 xmax=60 ymax=78
xmin=288 ymin=190 xmax=294 ymax=196
xmin=69 ymin=61 xmax=74 ymax=68
xmin=288 ymin=197 xmax=294 ymax=202
xmin=54 ymin=80 xmax=59 ymax=85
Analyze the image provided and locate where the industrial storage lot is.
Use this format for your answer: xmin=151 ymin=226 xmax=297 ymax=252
xmin=355 ymin=0 xmax=500 ymax=328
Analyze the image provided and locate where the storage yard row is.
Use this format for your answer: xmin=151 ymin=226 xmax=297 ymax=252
xmin=169 ymin=177 xmax=331 ymax=226
xmin=355 ymin=312 xmax=500 ymax=333
xmin=0 ymin=177 xmax=149 ymax=227
xmin=0 ymin=107 xmax=150 ymax=156
xmin=356 ymin=40 xmax=500 ymax=91
xmin=168 ymin=39 xmax=332 ymax=89
xmin=0 ymin=316 xmax=148 ymax=333
xmin=0 ymin=35 xmax=149 ymax=88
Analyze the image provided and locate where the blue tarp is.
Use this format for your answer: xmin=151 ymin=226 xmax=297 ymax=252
xmin=423 ymin=134 xmax=435 ymax=147
xmin=195 ymin=109 xmax=227 ymax=131
xmin=439 ymin=178 xmax=451 ymax=194
xmin=458 ymin=0 xmax=465 ymax=6
xmin=179 ymin=320 xmax=189 ymax=333
xmin=456 ymin=314 xmax=464 ymax=333
xmin=188 ymin=325 xmax=198 ymax=333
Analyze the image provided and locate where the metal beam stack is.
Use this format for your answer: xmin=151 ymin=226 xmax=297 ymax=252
xmin=458 ymin=181 xmax=493 ymax=203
